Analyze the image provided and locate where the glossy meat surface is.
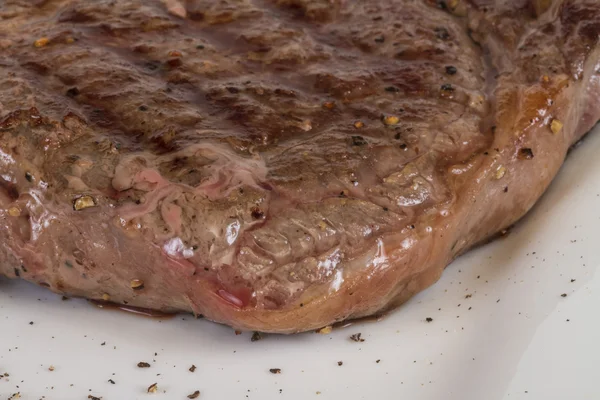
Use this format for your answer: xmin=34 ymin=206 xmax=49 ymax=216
xmin=0 ymin=0 xmax=599 ymax=332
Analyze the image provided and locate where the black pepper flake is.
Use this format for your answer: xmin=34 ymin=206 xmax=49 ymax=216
xmin=137 ymin=362 xmax=151 ymax=368
xmin=189 ymin=365 xmax=197 ymax=373
xmin=571 ymin=279 xmax=576 ymax=283
xmin=226 ymin=86 xmax=240 ymax=94
xmin=425 ymin=317 xmax=433 ymax=322
xmin=25 ymin=172 xmax=33 ymax=182
xmin=251 ymin=332 xmax=262 ymax=342
xmin=349 ymin=333 xmax=364 ymax=342
xmin=13 ymin=268 xmax=19 ymax=277
xmin=88 ymin=396 xmax=101 ymax=400
xmin=139 ymin=105 xmax=148 ymax=111
xmin=101 ymin=342 xmax=106 ymax=346
xmin=374 ymin=35 xmax=385 ymax=43
xmin=66 ymin=87 xmax=80 ymax=97
xmin=196 ymin=44 xmax=205 ymax=49
xmin=561 ymin=293 xmax=567 ymax=297
xmin=188 ymin=390 xmax=201 ymax=399
xmin=441 ymin=83 xmax=455 ymax=92
xmin=65 ymin=260 xmax=73 ymax=268
xmin=434 ymin=27 xmax=450 ymax=40
xmin=504 ymin=186 xmax=508 ymax=193
xmin=518 ymin=148 xmax=534 ymax=159
xmin=251 ymin=207 xmax=264 ymax=220
xmin=29 ymin=321 xmax=34 ymax=325
xmin=399 ymin=143 xmax=408 ymax=150
xmin=436 ymin=0 xmax=448 ymax=9
xmin=337 ymin=361 xmax=343 ymax=366
xmin=108 ymin=379 xmax=115 ymax=384
xmin=385 ymin=86 xmax=399 ymax=93
xmin=445 ymin=65 xmax=457 ymax=75
xmin=383 ymin=207 xmax=389 ymax=211
xmin=376 ymin=359 xmax=381 ymax=363
xmin=351 ymin=135 xmax=367 ymax=146
xmin=269 ymin=368 xmax=282 ymax=374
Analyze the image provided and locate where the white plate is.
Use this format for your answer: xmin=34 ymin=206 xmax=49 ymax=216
xmin=2 ymin=125 xmax=600 ymax=400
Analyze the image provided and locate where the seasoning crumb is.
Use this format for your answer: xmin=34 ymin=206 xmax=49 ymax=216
xmin=351 ymin=135 xmax=367 ymax=146
xmin=518 ymin=148 xmax=534 ymax=159
xmin=34 ymin=37 xmax=50 ymax=47
xmin=269 ymin=368 xmax=282 ymax=374
xmin=102 ymin=293 xmax=110 ymax=301
xmin=337 ymin=361 xmax=343 ymax=366
xmin=130 ymin=279 xmax=145 ymax=290
xmin=322 ymin=101 xmax=335 ymax=109
xmin=187 ymin=390 xmax=201 ymax=399
xmin=189 ymin=365 xmax=197 ymax=373
xmin=383 ymin=115 xmax=400 ymax=126
xmin=551 ymin=119 xmax=563 ymax=134
xmin=445 ymin=65 xmax=457 ymax=75
xmin=147 ymin=383 xmax=158 ymax=393
xmin=495 ymin=166 xmax=506 ymax=180
xmin=251 ymin=332 xmax=262 ymax=342
xmin=349 ymin=333 xmax=365 ymax=342
xmin=316 ymin=326 xmax=333 ymax=334
xmin=441 ymin=83 xmax=455 ymax=92
xmin=434 ymin=27 xmax=450 ymax=40
xmin=561 ymin=293 xmax=567 ymax=297
xmin=137 ymin=362 xmax=151 ymax=368
xmin=73 ymin=195 xmax=96 ymax=211
xmin=353 ymin=121 xmax=364 ymax=129
xmin=425 ymin=317 xmax=433 ymax=322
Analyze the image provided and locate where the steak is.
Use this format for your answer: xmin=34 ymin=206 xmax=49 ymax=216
xmin=0 ymin=0 xmax=599 ymax=333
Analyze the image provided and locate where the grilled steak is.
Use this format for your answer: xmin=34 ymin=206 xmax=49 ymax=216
xmin=0 ymin=0 xmax=599 ymax=333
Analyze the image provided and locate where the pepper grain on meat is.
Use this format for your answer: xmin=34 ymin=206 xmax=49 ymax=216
xmin=131 ymin=279 xmax=145 ymax=290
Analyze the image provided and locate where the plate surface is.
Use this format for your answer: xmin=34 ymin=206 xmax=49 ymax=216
xmin=2 ymin=125 xmax=600 ymax=400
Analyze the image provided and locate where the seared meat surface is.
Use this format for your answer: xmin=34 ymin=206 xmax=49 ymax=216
xmin=0 ymin=0 xmax=599 ymax=333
